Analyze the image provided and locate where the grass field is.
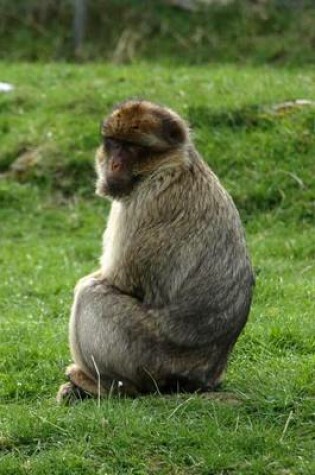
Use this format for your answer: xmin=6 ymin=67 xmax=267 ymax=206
xmin=0 ymin=63 xmax=314 ymax=474
xmin=1 ymin=1 xmax=315 ymax=65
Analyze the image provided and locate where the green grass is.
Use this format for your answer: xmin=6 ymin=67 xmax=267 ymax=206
xmin=0 ymin=63 xmax=314 ymax=474
xmin=1 ymin=0 xmax=315 ymax=66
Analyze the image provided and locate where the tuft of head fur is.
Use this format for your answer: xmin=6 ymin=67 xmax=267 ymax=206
xmin=102 ymin=100 xmax=189 ymax=151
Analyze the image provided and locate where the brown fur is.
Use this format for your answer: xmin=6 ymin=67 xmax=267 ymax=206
xmin=102 ymin=100 xmax=189 ymax=151
xmin=57 ymin=100 xmax=254 ymax=402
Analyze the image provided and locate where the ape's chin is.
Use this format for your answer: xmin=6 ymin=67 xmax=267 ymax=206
xmin=96 ymin=176 xmax=140 ymax=200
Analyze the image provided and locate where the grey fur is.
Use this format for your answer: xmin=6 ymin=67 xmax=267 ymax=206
xmin=59 ymin=104 xmax=254 ymax=400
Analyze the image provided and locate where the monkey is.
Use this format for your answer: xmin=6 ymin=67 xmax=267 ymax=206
xmin=57 ymin=99 xmax=255 ymax=403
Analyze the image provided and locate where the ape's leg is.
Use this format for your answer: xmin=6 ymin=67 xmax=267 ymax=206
xmin=57 ymin=276 xmax=157 ymax=402
xmin=57 ymin=276 xmax=232 ymax=403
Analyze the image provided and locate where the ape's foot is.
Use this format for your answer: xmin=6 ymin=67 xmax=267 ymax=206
xmin=56 ymin=381 xmax=91 ymax=405
xmin=56 ymin=363 xmax=103 ymax=404
xmin=65 ymin=363 xmax=106 ymax=397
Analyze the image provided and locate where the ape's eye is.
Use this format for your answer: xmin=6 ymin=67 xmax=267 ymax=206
xmin=104 ymin=138 xmax=118 ymax=151
xmin=124 ymin=142 xmax=143 ymax=155
xmin=124 ymin=142 xmax=136 ymax=153
xmin=104 ymin=138 xmax=143 ymax=157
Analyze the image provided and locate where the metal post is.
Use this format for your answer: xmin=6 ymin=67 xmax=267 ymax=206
xmin=73 ymin=0 xmax=87 ymax=58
